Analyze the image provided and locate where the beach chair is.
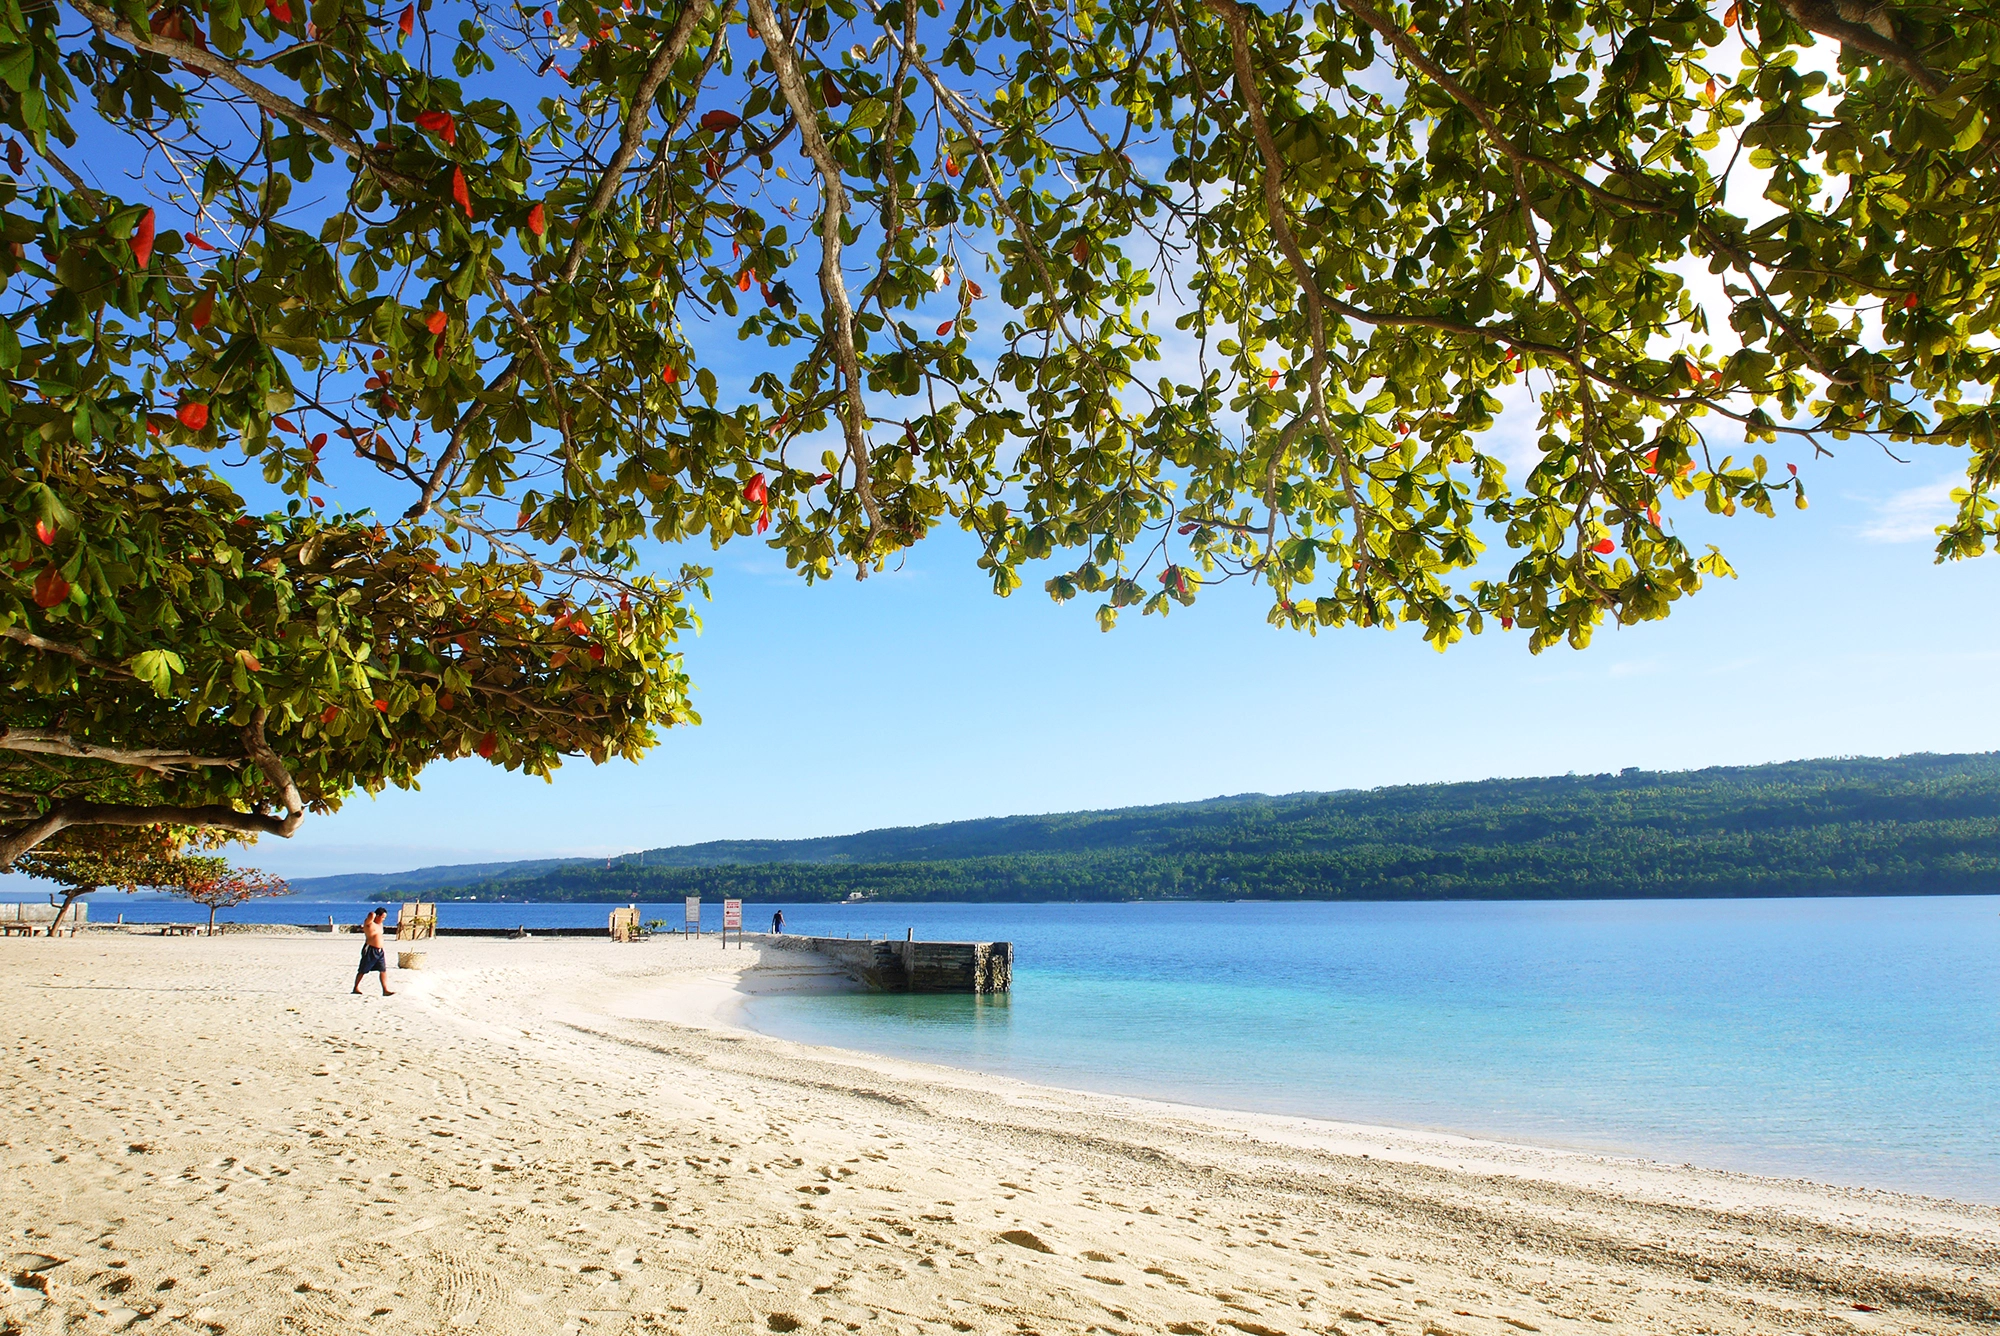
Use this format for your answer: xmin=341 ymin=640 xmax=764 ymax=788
xmin=608 ymin=905 xmax=640 ymax=943
xmin=414 ymin=903 xmax=437 ymax=940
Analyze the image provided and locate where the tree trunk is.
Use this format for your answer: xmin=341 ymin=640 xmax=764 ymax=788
xmin=47 ymin=890 xmax=84 ymax=937
xmin=207 ymin=904 xmax=218 ymax=936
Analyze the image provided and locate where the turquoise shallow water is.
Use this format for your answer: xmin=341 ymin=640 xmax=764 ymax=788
xmin=735 ymin=897 xmax=2000 ymax=1204
xmin=64 ymin=893 xmax=2000 ymax=1201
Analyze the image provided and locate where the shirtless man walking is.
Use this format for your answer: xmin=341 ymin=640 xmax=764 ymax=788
xmin=352 ymin=908 xmax=396 ymax=996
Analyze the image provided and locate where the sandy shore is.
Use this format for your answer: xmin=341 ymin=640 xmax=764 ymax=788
xmin=3 ymin=933 xmax=1996 ymax=1336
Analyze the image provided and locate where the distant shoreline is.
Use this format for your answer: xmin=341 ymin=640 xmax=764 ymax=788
xmin=268 ymin=752 xmax=2000 ymax=905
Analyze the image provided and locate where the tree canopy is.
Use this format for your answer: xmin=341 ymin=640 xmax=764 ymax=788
xmin=166 ymin=858 xmax=290 ymax=931
xmin=2 ymin=0 xmax=1995 ymax=857
xmin=14 ymin=822 xmax=213 ymax=930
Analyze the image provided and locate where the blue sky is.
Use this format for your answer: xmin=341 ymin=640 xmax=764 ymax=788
xmin=236 ymin=430 xmax=1995 ymax=879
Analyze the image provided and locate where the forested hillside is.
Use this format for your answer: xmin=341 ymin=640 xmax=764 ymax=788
xmin=434 ymin=754 xmax=2000 ymax=903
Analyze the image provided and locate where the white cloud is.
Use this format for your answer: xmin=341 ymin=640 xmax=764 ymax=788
xmin=1859 ymin=478 xmax=1958 ymax=544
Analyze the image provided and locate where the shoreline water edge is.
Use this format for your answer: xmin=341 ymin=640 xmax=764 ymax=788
xmin=4 ymin=933 xmax=1996 ymax=1335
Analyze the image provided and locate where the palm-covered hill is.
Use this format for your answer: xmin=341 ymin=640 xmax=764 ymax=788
xmin=410 ymin=753 xmax=2000 ymax=903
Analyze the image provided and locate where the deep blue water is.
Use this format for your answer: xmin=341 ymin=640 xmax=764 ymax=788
xmin=46 ymin=893 xmax=2000 ymax=1202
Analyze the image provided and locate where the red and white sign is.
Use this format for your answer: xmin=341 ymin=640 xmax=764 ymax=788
xmin=722 ymin=899 xmax=742 ymax=929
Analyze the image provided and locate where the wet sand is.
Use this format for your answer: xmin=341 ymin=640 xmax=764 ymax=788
xmin=2 ymin=932 xmax=1995 ymax=1335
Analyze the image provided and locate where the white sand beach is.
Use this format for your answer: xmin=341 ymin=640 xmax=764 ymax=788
xmin=3 ymin=932 xmax=1995 ymax=1335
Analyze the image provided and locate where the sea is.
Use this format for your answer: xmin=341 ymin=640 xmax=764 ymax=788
xmin=67 ymin=893 xmax=2000 ymax=1203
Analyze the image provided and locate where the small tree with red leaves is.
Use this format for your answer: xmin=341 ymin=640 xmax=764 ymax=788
xmin=170 ymin=865 xmax=291 ymax=937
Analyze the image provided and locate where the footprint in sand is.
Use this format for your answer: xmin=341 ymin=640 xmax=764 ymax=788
xmin=997 ymin=1230 xmax=1054 ymax=1254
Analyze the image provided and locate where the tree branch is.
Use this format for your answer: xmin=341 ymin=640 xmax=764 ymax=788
xmin=0 ymin=729 xmax=240 ymax=773
xmin=1776 ymin=0 xmax=1946 ymax=95
xmin=747 ymin=0 xmax=883 ymax=545
xmin=241 ymin=707 xmax=305 ymax=834
xmin=1 ymin=625 xmax=133 ymax=677
xmin=0 ymin=709 xmax=306 ymax=866
xmin=65 ymin=0 xmax=422 ymax=193
xmin=0 ymin=801 xmax=294 ymax=869
xmin=408 ymin=1 xmax=711 ymax=521
xmin=1207 ymin=0 xmax=1371 ymax=585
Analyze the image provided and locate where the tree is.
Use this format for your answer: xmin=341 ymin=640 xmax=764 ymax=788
xmin=1 ymin=435 xmax=703 ymax=865
xmin=168 ymin=861 xmax=290 ymax=934
xmin=2 ymin=0 xmax=1996 ymax=857
xmin=13 ymin=823 xmax=201 ymax=934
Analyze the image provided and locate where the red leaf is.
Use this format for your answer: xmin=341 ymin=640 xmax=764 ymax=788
xmin=1500 ymin=616 xmax=1514 ymax=630
xmin=660 ymin=363 xmax=678 ymax=385
xmin=399 ymin=3 xmax=415 ymax=36
xmin=310 ymin=496 xmax=325 ymax=508
xmin=542 ymin=8 xmax=553 ymax=24
xmin=438 ymin=692 xmax=455 ymax=711
xmin=700 ymin=109 xmax=742 ymax=134
xmin=31 ymin=566 xmax=67 ymax=609
xmin=814 ymin=472 xmax=833 ymax=484
xmin=526 ymin=201 xmax=546 ymax=236
xmin=1904 ymin=292 xmax=1919 ymax=311
xmin=1592 ymin=538 xmax=1615 ymax=554
xmin=426 ymin=309 xmax=448 ymax=335
xmin=188 ymin=233 xmax=216 ymax=251
xmin=1787 ymin=462 xmax=1798 ymax=476
xmin=415 ymin=110 xmax=457 ymax=146
xmin=477 ymin=732 xmax=497 ymax=759
xmin=373 ymin=698 xmax=388 ymax=712
xmin=320 ymin=704 xmax=341 ymax=724
xmin=1072 ymin=237 xmax=1089 ymax=264
xmin=737 ymin=269 xmax=754 ymax=291
xmin=451 ymin=166 xmax=471 ymax=218
xmin=743 ymin=473 xmax=768 ymax=507
xmin=310 ymin=433 xmax=327 ymax=454
xmin=587 ymin=644 xmax=604 ymax=663
xmin=190 ymin=289 xmax=214 ymax=329
xmin=937 ymin=320 xmax=953 ymax=336
xmin=1642 ymin=448 xmax=1659 ymax=474
xmin=34 ymin=519 xmax=54 ymax=545
xmin=1266 ymin=370 xmax=1280 ymax=389
xmin=268 ymin=0 xmax=292 ymax=23
xmin=130 ymin=208 xmax=156 ymax=269
xmin=945 ymin=155 xmax=958 ymax=176
xmin=177 ymin=401 xmax=210 ymax=430
xmin=963 ymin=279 xmax=983 ymax=300
xmin=274 ymin=415 xmax=298 ymax=432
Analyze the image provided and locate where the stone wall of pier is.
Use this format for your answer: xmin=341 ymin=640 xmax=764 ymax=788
xmin=762 ymin=934 xmax=1011 ymax=993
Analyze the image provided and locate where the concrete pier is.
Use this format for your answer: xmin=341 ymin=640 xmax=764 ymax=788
xmin=763 ymin=934 xmax=1011 ymax=993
